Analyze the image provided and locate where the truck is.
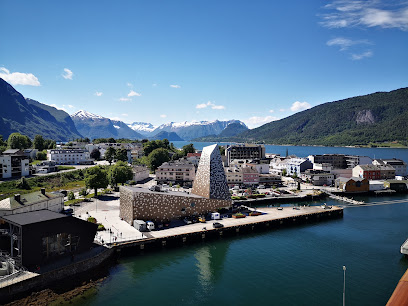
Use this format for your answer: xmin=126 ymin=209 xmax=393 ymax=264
xmin=133 ymin=220 xmax=147 ymax=232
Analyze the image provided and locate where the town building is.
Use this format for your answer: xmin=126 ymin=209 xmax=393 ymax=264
xmin=373 ymin=158 xmax=407 ymax=177
xmin=285 ymin=158 xmax=313 ymax=176
xmin=224 ymin=166 xmax=243 ymax=186
xmin=269 ymin=156 xmax=288 ymax=176
xmin=353 ymin=164 xmax=395 ymax=180
xmin=345 ymin=155 xmax=373 ymax=169
xmin=34 ymin=160 xmax=57 ymax=174
xmin=47 ymin=149 xmax=93 ymax=165
xmin=335 ymin=177 xmax=369 ymax=193
xmin=301 ymin=169 xmax=335 ymax=186
xmin=155 ymin=160 xmax=196 ymax=187
xmin=242 ymin=166 xmax=259 ymax=186
xmin=0 ymin=210 xmax=97 ymax=269
xmin=308 ymin=154 xmax=347 ymax=169
xmin=120 ymin=144 xmax=231 ymax=223
xmin=225 ymin=144 xmax=265 ymax=165
xmin=384 ymin=180 xmax=408 ymax=192
xmin=132 ymin=165 xmax=150 ymax=183
xmin=258 ymin=174 xmax=282 ymax=187
xmin=0 ymin=189 xmax=64 ymax=217
xmin=0 ymin=149 xmax=30 ymax=179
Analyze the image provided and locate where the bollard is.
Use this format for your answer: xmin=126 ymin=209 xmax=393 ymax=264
xmin=182 ymin=237 xmax=187 ymax=243
xmin=140 ymin=244 xmax=144 ymax=250
xmin=162 ymin=241 xmax=166 ymax=247
xmin=202 ymin=234 xmax=205 ymax=239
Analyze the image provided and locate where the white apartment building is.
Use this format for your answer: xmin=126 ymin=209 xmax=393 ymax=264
xmin=0 ymin=149 xmax=30 ymax=179
xmin=225 ymin=166 xmax=243 ymax=185
xmin=47 ymin=149 xmax=91 ymax=165
xmin=133 ymin=165 xmax=150 ymax=183
xmin=155 ymin=161 xmax=196 ymax=186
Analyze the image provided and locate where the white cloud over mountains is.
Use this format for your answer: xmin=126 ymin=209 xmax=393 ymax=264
xmin=326 ymin=37 xmax=371 ymax=51
xmin=94 ymin=91 xmax=103 ymax=96
xmin=0 ymin=67 xmax=40 ymax=86
xmin=290 ymin=101 xmax=311 ymax=112
xmin=196 ymin=101 xmax=225 ymax=110
xmin=170 ymin=84 xmax=181 ymax=88
xmin=243 ymin=116 xmax=279 ymax=129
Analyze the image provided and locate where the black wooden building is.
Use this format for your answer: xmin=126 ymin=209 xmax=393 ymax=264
xmin=0 ymin=210 xmax=97 ymax=269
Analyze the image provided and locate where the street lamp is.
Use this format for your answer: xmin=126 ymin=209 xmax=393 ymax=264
xmin=343 ymin=265 xmax=346 ymax=306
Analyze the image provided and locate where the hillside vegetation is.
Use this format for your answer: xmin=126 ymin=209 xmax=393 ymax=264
xmin=232 ymin=88 xmax=408 ymax=146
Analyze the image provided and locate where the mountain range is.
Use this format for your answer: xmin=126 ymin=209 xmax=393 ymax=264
xmin=70 ymin=110 xmax=144 ymax=140
xmin=229 ymin=87 xmax=408 ymax=146
xmin=129 ymin=119 xmax=248 ymax=140
xmin=0 ymin=79 xmax=82 ymax=141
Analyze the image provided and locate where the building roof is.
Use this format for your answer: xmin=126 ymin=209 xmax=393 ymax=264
xmin=0 ymin=191 xmax=63 ymax=211
xmin=336 ymin=176 xmax=366 ymax=183
xmin=2 ymin=149 xmax=24 ymax=155
xmin=374 ymin=158 xmax=406 ymax=166
xmin=123 ymin=186 xmax=203 ymax=198
xmin=1 ymin=210 xmax=67 ymax=226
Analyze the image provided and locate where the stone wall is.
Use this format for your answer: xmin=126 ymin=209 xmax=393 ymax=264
xmin=120 ymin=186 xmax=231 ymax=223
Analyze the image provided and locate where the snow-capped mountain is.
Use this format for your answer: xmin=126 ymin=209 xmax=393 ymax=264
xmin=128 ymin=119 xmax=248 ymax=140
xmin=128 ymin=122 xmax=157 ymax=135
xmin=71 ymin=110 xmax=143 ymax=140
xmin=71 ymin=110 xmax=104 ymax=120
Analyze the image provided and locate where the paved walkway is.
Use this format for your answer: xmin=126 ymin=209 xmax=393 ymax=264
xmin=73 ymin=192 xmax=144 ymax=244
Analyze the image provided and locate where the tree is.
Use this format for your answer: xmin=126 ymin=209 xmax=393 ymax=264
xmin=85 ymin=166 xmax=109 ymax=197
xmin=0 ymin=135 xmax=6 ymax=147
xmin=33 ymin=135 xmax=45 ymax=151
xmin=115 ymin=148 xmax=128 ymax=162
xmin=90 ymin=148 xmax=101 ymax=160
xmin=16 ymin=177 xmax=31 ymax=190
xmin=282 ymin=169 xmax=287 ymax=177
xmin=108 ymin=161 xmax=133 ymax=186
xmin=36 ymin=151 xmax=47 ymax=160
xmin=104 ymin=147 xmax=116 ymax=164
xmin=147 ymin=148 xmax=170 ymax=171
xmin=68 ymin=192 xmax=75 ymax=201
xmin=219 ymin=145 xmax=226 ymax=156
xmin=182 ymin=143 xmax=195 ymax=156
xmin=8 ymin=133 xmax=32 ymax=150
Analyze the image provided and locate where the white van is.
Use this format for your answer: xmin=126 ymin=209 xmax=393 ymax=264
xmin=146 ymin=221 xmax=155 ymax=231
xmin=258 ymin=185 xmax=266 ymax=189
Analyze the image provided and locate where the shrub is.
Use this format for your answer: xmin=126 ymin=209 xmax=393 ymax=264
xmin=67 ymin=192 xmax=75 ymax=201
xmin=79 ymin=188 xmax=88 ymax=197
xmin=128 ymin=180 xmax=136 ymax=185
xmin=87 ymin=217 xmax=97 ymax=223
xmin=97 ymin=223 xmax=105 ymax=231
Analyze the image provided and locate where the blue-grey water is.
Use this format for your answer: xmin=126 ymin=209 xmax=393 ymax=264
xmin=81 ymin=144 xmax=408 ymax=305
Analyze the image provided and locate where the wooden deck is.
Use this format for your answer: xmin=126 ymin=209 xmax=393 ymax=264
xmin=387 ymin=269 xmax=408 ymax=306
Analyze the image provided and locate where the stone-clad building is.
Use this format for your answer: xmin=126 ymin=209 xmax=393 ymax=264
xmin=120 ymin=144 xmax=232 ymax=223
xmin=191 ymin=144 xmax=230 ymax=200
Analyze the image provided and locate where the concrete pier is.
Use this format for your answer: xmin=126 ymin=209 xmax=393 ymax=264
xmin=112 ymin=205 xmax=343 ymax=250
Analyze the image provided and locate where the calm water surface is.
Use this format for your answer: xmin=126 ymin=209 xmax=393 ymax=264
xmin=82 ymin=194 xmax=408 ymax=306
xmin=81 ymin=145 xmax=408 ymax=305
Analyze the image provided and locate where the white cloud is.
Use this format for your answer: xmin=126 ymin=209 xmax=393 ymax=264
xmin=279 ymin=108 xmax=286 ymax=112
xmin=195 ymin=101 xmax=225 ymax=110
xmin=321 ymin=1 xmax=408 ymax=30
xmin=152 ymin=83 xmax=157 ymax=87
xmin=50 ymin=104 xmax=67 ymax=112
xmin=62 ymin=68 xmax=73 ymax=80
xmin=0 ymin=67 xmax=40 ymax=86
xmin=196 ymin=103 xmax=208 ymax=109
xmin=94 ymin=91 xmax=103 ymax=97
xmin=170 ymin=84 xmax=181 ymax=88
xmin=243 ymin=116 xmax=279 ymax=129
xmin=160 ymin=114 xmax=167 ymax=118
xmin=128 ymin=90 xmax=141 ymax=97
xmin=290 ymin=101 xmax=312 ymax=112
xmin=119 ymin=97 xmax=131 ymax=101
xmin=121 ymin=113 xmax=129 ymax=117
xmin=351 ymin=50 xmax=373 ymax=60
xmin=326 ymin=37 xmax=371 ymax=51
xmin=269 ymin=109 xmax=275 ymax=113
xmin=127 ymin=82 xmax=133 ymax=87
xmin=67 ymin=105 xmax=75 ymax=109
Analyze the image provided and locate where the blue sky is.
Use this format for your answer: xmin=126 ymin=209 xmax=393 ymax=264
xmin=1 ymin=0 xmax=407 ymax=128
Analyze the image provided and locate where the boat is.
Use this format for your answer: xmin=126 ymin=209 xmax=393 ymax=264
xmin=401 ymin=238 xmax=408 ymax=256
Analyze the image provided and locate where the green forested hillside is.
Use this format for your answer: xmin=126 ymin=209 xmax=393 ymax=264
xmin=233 ymin=88 xmax=408 ymax=146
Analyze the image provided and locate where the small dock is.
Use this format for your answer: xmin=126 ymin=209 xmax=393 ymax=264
xmin=110 ymin=205 xmax=343 ymax=251
xmin=324 ymin=191 xmax=365 ymax=205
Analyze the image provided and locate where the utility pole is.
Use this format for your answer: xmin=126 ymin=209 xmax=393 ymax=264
xmin=343 ymin=265 xmax=346 ymax=306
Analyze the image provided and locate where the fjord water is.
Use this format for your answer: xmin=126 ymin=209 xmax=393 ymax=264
xmin=82 ymin=145 xmax=408 ymax=305
xmin=84 ymin=195 xmax=408 ymax=306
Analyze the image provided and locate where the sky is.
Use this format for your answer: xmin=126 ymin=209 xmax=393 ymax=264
xmin=1 ymin=0 xmax=408 ymax=129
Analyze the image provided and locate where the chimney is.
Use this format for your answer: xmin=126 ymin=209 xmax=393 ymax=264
xmin=14 ymin=194 xmax=21 ymax=202
xmin=41 ymin=188 xmax=46 ymax=195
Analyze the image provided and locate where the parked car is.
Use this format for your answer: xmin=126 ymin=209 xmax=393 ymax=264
xmin=213 ymin=222 xmax=224 ymax=228
xmin=199 ymin=216 xmax=206 ymax=223
xmin=183 ymin=217 xmax=192 ymax=224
